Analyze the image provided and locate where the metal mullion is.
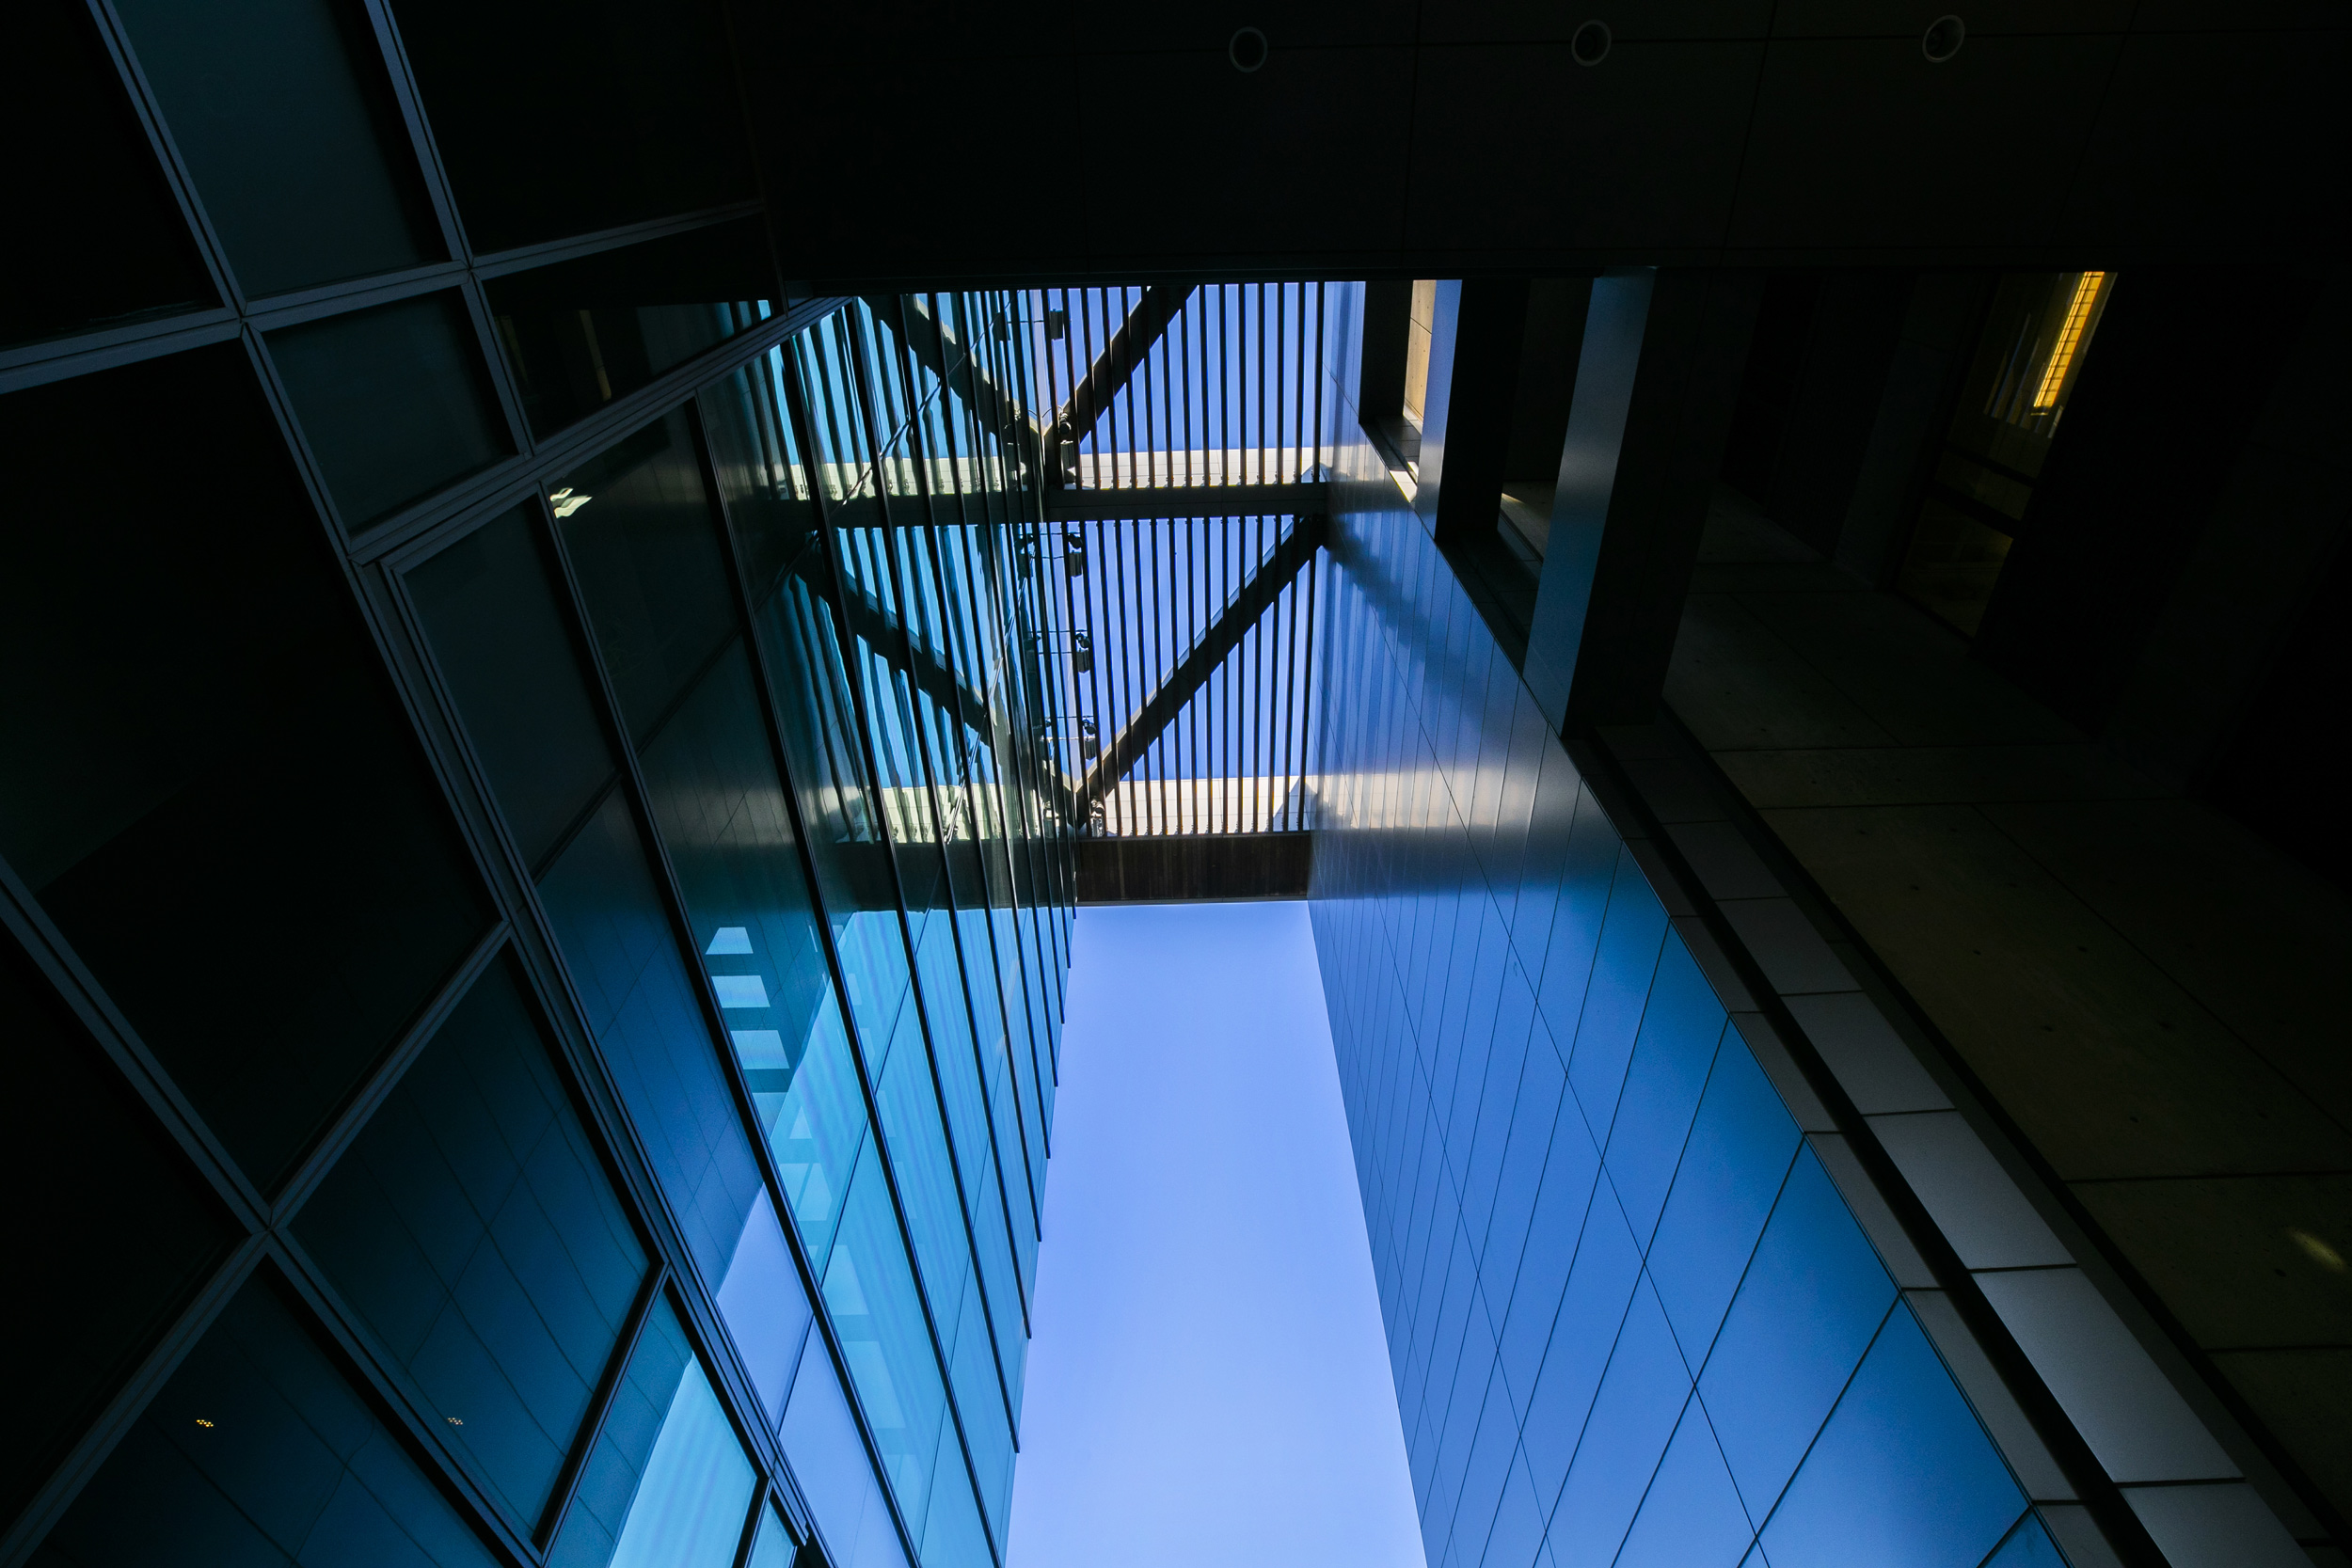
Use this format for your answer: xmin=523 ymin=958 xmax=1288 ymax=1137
xmin=317 ymin=0 xmax=537 ymax=467
xmin=452 ymin=273 xmax=539 ymax=466
xmin=1146 ymin=517 xmax=1165 ymax=835
xmin=82 ymin=0 xmax=245 ymax=313
xmin=1142 ymin=298 xmax=1162 ymax=493
xmin=239 ymin=325 xmax=377 ymax=552
xmin=893 ymin=372 xmax=1048 ymax=1270
xmin=271 ymin=1228 xmax=571 ymax=1565
xmin=364 ymin=520 xmax=715 ymax=1379
xmin=1279 ymin=532 xmax=1298 ymax=827
xmin=1280 ymin=283 xmax=1294 ymax=484
xmin=1296 ymin=552 xmax=1320 ymax=831
xmin=350 ymin=0 xmax=469 ymax=261
xmin=711 ymin=363 xmax=996 ymax=1555
xmin=0 ymin=309 xmax=243 ymax=396
xmin=829 ymin=330 xmax=1021 ymax=1566
xmin=731 ymin=1478 xmax=775 ymax=1568
xmin=1191 ymin=520 xmax=1204 ymax=833
xmin=267 ymin=923 xmax=509 ymax=1227
xmin=1096 ymin=520 xmax=1123 ymax=836
xmin=350 ymin=296 xmax=846 ymax=566
xmin=1120 ymin=287 xmax=1141 ymax=489
xmin=1136 ymin=519 xmax=1157 ymax=834
xmin=0 ymin=1233 xmax=269 ymax=1566
xmin=0 ymin=864 xmax=267 ymax=1232
xmin=528 ymin=488 xmax=808 ymax=1475
xmin=1257 ymin=283 xmax=1269 ymax=486
xmin=911 ymin=515 xmax=1047 ymax=1340
xmin=1313 ymin=282 xmax=1327 ymax=478
xmin=1051 ymin=492 xmax=1087 ymax=825
xmin=1071 ymin=291 xmax=1098 ymax=490
xmin=1073 ymin=521 xmax=1096 ymax=827
xmin=1242 ymin=517 xmax=1258 ymax=832
xmin=1112 ymin=520 xmax=1138 ymax=836
xmin=470 ymin=199 xmax=773 ymax=282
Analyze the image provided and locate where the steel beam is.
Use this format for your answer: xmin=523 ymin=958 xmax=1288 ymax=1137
xmin=1049 ymin=283 xmax=1196 ymax=467
xmin=1074 ymin=512 xmax=1326 ymax=816
xmin=1042 ymin=482 xmax=1327 ymax=522
xmin=866 ymin=293 xmax=1043 ymax=478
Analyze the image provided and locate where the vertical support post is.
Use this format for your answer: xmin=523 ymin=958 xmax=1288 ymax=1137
xmin=1415 ymin=277 xmax=1533 ymax=547
xmin=1523 ymin=267 xmax=1763 ymax=731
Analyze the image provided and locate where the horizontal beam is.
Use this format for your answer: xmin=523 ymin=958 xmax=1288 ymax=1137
xmin=1043 ymin=482 xmax=1327 ymax=522
xmin=1074 ymin=832 xmax=1313 ymax=904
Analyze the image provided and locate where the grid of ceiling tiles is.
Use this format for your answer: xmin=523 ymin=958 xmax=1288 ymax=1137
xmin=1025 ymin=284 xmax=1337 ymax=837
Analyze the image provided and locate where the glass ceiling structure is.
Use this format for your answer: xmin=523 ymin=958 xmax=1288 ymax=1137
xmin=1019 ymin=284 xmax=1338 ymax=838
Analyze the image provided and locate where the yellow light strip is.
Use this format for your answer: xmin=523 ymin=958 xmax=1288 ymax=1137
xmin=2031 ymin=271 xmax=2106 ymax=410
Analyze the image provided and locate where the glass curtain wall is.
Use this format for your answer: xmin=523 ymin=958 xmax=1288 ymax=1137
xmin=5 ymin=7 xmax=1068 ymax=1567
xmin=1305 ymin=283 xmax=2079 ymax=1568
xmin=397 ymin=291 xmax=1065 ymax=1568
xmin=6 ymin=183 xmax=1063 ymax=1568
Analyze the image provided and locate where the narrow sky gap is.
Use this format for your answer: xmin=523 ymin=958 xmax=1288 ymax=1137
xmin=1008 ymin=902 xmax=1424 ymax=1568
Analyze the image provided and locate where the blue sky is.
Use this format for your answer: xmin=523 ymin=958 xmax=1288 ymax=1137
xmin=1005 ymin=901 xmax=1424 ymax=1568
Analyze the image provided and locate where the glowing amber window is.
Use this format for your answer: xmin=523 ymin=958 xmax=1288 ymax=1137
xmin=2031 ymin=271 xmax=2106 ymax=410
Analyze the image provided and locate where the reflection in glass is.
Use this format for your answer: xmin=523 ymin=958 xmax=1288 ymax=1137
xmin=487 ymin=220 xmax=771 ymax=439
xmin=1897 ymin=271 xmax=2118 ymax=636
xmin=550 ymin=1298 xmax=755 ymax=1568
xmin=268 ymin=291 xmax=510 ymax=527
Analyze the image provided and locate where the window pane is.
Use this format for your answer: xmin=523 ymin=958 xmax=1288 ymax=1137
xmin=781 ymin=1346 xmax=913 ymax=1568
xmin=407 ymin=503 xmax=618 ymax=873
xmin=0 ymin=940 xmax=238 ymax=1528
xmin=389 ymin=0 xmax=754 ymax=253
xmin=745 ymin=1506 xmax=798 ymax=1568
xmin=702 ymin=353 xmax=818 ymax=605
xmin=553 ymin=409 xmax=738 ymax=746
xmin=0 ymin=0 xmax=214 ymax=347
xmin=0 ymin=343 xmax=491 ymax=1193
xmin=407 ymin=489 xmax=771 ymax=1304
xmin=32 ymin=1275 xmax=504 ymax=1568
xmin=486 ymin=222 xmax=771 ymax=440
xmin=295 ymin=956 xmax=647 ymax=1530
xmin=113 ymin=0 xmax=440 ymax=296
xmin=1696 ymin=1149 xmax=1896 ymax=1522
xmin=549 ymin=1297 xmax=755 ymax=1568
xmin=1758 ymin=1304 xmax=2024 ymax=1568
xmin=535 ymin=790 xmax=767 ymax=1290
xmin=269 ymin=291 xmax=510 ymax=527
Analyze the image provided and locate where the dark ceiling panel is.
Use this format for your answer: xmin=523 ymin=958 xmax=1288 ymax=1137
xmin=1406 ymin=41 xmax=1758 ymax=257
xmin=1770 ymin=0 xmax=2135 ymax=36
xmin=1419 ymin=1 xmax=1770 ymax=46
xmin=2062 ymin=28 xmax=2352 ymax=260
xmin=1071 ymin=46 xmax=1416 ymax=264
xmin=1730 ymin=34 xmax=2120 ymax=253
xmin=1076 ymin=0 xmax=1416 ymax=53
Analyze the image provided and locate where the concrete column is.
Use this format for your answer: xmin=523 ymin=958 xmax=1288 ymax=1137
xmin=1522 ymin=267 xmax=1762 ymax=731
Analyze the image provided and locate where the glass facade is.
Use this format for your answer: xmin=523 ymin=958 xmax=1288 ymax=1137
xmin=1305 ymin=283 xmax=2074 ymax=1568
xmin=0 ymin=19 xmax=1071 ymax=1557
xmin=8 ymin=13 xmax=2320 ymax=1567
